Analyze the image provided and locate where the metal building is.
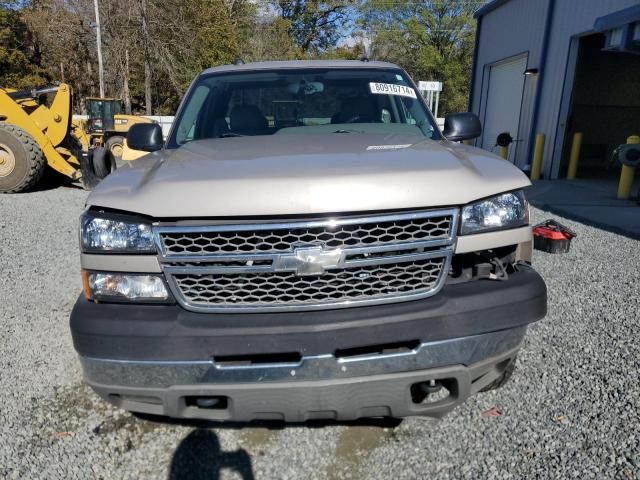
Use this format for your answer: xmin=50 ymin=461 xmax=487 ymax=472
xmin=470 ymin=0 xmax=640 ymax=180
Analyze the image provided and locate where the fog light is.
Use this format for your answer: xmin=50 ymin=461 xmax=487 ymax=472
xmin=83 ymin=271 xmax=171 ymax=303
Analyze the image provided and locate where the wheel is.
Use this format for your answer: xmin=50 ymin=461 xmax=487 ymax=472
xmin=80 ymin=150 xmax=100 ymax=190
xmin=105 ymin=135 xmax=124 ymax=161
xmin=0 ymin=123 xmax=46 ymax=193
xmin=480 ymin=356 xmax=518 ymax=393
xmin=91 ymin=146 xmax=113 ymax=179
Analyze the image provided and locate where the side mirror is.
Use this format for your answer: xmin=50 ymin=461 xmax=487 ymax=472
xmin=126 ymin=123 xmax=163 ymax=152
xmin=443 ymin=112 xmax=482 ymax=142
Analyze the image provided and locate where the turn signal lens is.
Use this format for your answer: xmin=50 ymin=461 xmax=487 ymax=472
xmin=81 ymin=270 xmax=93 ymax=300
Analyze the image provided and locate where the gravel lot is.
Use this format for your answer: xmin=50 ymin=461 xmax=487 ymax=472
xmin=1 ymin=183 xmax=638 ymax=480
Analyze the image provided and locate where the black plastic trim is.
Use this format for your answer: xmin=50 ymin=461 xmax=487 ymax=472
xmin=70 ymin=266 xmax=546 ymax=361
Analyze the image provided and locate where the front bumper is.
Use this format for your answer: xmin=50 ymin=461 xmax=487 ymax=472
xmin=70 ymin=266 xmax=546 ymax=421
xmin=85 ymin=340 xmax=521 ymax=422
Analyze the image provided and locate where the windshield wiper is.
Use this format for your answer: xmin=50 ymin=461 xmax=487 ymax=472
xmin=218 ymin=132 xmax=245 ymax=138
xmin=332 ymin=129 xmax=364 ymax=134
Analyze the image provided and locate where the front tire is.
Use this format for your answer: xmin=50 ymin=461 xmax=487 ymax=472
xmin=80 ymin=150 xmax=100 ymax=190
xmin=92 ymin=146 xmax=113 ymax=179
xmin=0 ymin=123 xmax=46 ymax=193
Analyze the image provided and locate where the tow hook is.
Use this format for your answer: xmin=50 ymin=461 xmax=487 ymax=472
xmin=411 ymin=379 xmax=447 ymax=404
xmin=187 ymin=396 xmax=228 ymax=410
xmin=419 ymin=380 xmax=443 ymax=395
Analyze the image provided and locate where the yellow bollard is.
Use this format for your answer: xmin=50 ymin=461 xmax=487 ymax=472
xmin=530 ymin=133 xmax=545 ymax=180
xmin=567 ymin=132 xmax=583 ymax=180
xmin=499 ymin=145 xmax=509 ymax=160
xmin=617 ymin=135 xmax=640 ymax=200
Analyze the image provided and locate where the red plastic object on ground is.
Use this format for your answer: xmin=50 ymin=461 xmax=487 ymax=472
xmin=533 ymin=220 xmax=577 ymax=254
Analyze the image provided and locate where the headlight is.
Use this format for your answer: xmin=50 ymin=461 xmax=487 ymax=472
xmin=82 ymin=271 xmax=172 ymax=303
xmin=460 ymin=191 xmax=529 ymax=235
xmin=81 ymin=211 xmax=155 ymax=253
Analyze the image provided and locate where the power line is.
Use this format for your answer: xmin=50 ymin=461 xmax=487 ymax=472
xmin=23 ymin=21 xmax=475 ymax=32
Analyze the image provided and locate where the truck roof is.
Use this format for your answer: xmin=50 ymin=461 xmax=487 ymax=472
xmin=201 ymin=60 xmax=402 ymax=75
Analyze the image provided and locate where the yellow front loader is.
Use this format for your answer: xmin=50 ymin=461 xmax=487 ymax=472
xmin=75 ymin=97 xmax=154 ymax=160
xmin=0 ymin=84 xmax=84 ymax=193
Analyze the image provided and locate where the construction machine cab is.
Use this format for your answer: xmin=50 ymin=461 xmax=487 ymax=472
xmin=86 ymin=97 xmax=122 ymax=134
xmin=83 ymin=97 xmax=153 ymax=161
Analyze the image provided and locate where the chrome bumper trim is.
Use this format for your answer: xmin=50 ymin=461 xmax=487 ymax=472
xmin=80 ymin=327 xmax=526 ymax=389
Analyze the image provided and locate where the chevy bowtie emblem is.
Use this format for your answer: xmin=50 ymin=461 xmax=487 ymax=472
xmin=272 ymin=246 xmax=344 ymax=276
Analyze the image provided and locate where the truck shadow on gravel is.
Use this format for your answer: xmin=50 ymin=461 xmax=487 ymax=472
xmin=133 ymin=412 xmax=403 ymax=430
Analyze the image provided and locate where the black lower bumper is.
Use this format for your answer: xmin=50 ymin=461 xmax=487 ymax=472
xmin=70 ymin=266 xmax=546 ymax=362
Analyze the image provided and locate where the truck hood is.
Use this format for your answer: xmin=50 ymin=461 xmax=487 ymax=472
xmin=88 ymin=133 xmax=531 ymax=218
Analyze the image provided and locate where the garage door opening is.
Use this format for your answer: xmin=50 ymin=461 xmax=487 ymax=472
xmin=560 ymin=33 xmax=640 ymax=179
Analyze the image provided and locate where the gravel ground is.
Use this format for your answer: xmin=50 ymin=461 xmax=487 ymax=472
xmin=0 ymin=184 xmax=638 ymax=480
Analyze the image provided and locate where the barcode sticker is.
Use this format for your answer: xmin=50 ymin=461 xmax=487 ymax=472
xmin=369 ymin=82 xmax=417 ymax=99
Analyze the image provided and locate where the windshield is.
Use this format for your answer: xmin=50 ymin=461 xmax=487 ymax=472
xmin=167 ymin=68 xmax=439 ymax=148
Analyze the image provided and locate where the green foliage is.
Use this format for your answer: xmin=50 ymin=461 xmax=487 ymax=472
xmin=0 ymin=4 xmax=46 ymax=87
xmin=275 ymin=0 xmax=357 ymax=54
xmin=194 ymin=0 xmax=252 ymax=69
xmin=243 ymin=17 xmax=303 ymax=62
xmin=320 ymin=43 xmax=365 ymax=60
xmin=362 ymin=0 xmax=476 ymax=114
xmin=1 ymin=0 xmax=478 ymax=115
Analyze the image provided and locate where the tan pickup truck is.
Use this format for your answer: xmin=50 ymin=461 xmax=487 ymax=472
xmin=70 ymin=60 xmax=546 ymax=423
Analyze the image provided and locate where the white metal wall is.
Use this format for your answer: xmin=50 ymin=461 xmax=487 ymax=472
xmin=471 ymin=0 xmax=549 ymax=166
xmin=534 ymin=0 xmax=640 ymax=178
xmin=472 ymin=0 xmax=640 ymax=178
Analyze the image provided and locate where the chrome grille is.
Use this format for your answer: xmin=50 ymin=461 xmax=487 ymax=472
xmin=155 ymin=209 xmax=458 ymax=312
xmin=158 ymin=213 xmax=453 ymax=255
xmin=173 ymin=258 xmax=445 ymax=308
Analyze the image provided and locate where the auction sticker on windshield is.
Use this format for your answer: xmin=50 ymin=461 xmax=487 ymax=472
xmin=369 ymin=82 xmax=417 ymax=99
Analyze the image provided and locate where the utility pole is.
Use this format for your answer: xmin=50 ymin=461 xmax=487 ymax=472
xmin=141 ymin=0 xmax=152 ymax=115
xmin=123 ymin=49 xmax=132 ymax=115
xmin=93 ymin=0 xmax=105 ymax=98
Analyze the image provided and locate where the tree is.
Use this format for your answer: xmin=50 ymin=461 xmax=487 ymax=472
xmin=273 ymin=0 xmax=357 ymax=54
xmin=361 ymin=0 xmax=476 ymax=114
xmin=20 ymin=0 xmax=97 ymax=110
xmin=0 ymin=3 xmax=46 ymax=87
xmin=244 ymin=17 xmax=302 ymax=62
xmin=320 ymin=42 xmax=365 ymax=60
xmin=3 ymin=0 xmax=480 ymax=116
